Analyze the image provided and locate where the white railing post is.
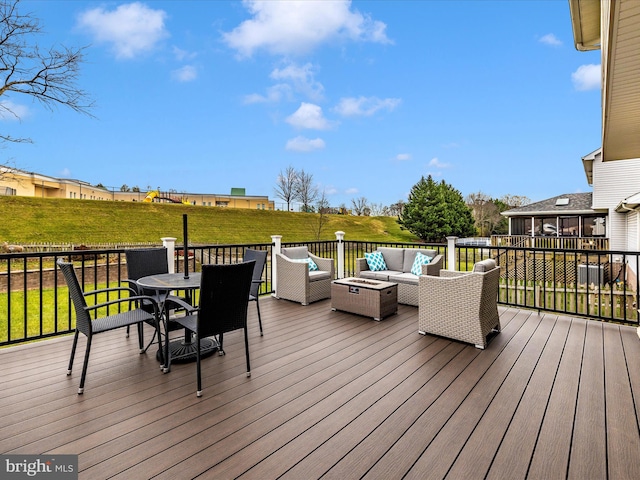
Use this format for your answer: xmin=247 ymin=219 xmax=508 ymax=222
xmin=447 ymin=236 xmax=458 ymax=271
xmin=271 ymin=235 xmax=282 ymax=297
xmin=162 ymin=237 xmax=177 ymax=273
xmin=335 ymin=231 xmax=345 ymax=279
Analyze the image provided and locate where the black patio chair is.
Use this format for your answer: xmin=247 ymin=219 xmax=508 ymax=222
xmin=172 ymin=261 xmax=255 ymax=397
xmin=57 ymin=259 xmax=162 ymax=394
xmin=124 ymin=248 xmax=187 ymax=352
xmin=243 ymin=248 xmax=268 ymax=335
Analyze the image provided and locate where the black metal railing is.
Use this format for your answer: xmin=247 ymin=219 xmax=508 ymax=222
xmin=2 ymin=240 xmax=639 ymax=347
xmin=455 ymin=244 xmax=639 ymax=325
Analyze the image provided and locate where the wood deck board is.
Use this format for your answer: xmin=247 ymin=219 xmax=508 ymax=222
xmin=1 ymin=298 xmax=640 ymax=480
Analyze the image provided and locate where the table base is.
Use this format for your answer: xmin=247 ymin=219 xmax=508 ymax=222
xmin=156 ymin=337 xmax=218 ymax=364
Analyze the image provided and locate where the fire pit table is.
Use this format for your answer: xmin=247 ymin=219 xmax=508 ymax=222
xmin=331 ymin=277 xmax=398 ymax=321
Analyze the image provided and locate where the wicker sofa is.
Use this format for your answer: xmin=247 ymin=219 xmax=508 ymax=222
xmin=356 ymin=247 xmax=443 ymax=306
xmin=275 ymin=246 xmax=335 ymax=305
xmin=418 ymin=258 xmax=501 ymax=349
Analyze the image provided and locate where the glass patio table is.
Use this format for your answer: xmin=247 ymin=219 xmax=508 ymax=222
xmin=137 ymin=272 xmax=218 ymax=372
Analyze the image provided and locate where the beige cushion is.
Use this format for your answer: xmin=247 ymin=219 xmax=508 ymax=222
xmin=473 ymin=259 xmax=497 ymax=272
xmin=281 ymin=246 xmax=309 ymax=260
xmin=377 ymin=247 xmax=404 ymax=272
xmin=389 ymin=273 xmax=419 ymax=285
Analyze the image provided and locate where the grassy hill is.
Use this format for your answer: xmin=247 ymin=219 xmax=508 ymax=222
xmin=0 ymin=197 xmax=419 ymax=245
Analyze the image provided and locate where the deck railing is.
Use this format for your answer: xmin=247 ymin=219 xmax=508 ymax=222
xmin=1 ymin=236 xmax=638 ymax=346
xmin=491 ymin=235 xmax=609 ymax=251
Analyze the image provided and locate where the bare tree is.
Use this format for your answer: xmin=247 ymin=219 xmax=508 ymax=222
xmin=369 ymin=202 xmax=386 ymax=216
xmin=388 ymin=200 xmax=405 ymax=217
xmin=295 ymin=168 xmax=318 ymax=212
xmin=351 ymin=197 xmax=370 ymax=216
xmin=0 ymin=0 xmax=93 ymax=146
xmin=500 ymin=194 xmax=531 ymax=208
xmin=274 ymin=165 xmax=298 ymax=211
xmin=308 ymin=190 xmax=331 ymax=240
xmin=466 ymin=191 xmax=503 ymax=237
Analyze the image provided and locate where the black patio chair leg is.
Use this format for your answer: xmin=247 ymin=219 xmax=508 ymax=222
xmin=255 ymin=298 xmax=263 ymax=336
xmin=67 ymin=330 xmax=79 ymax=375
xmin=218 ymin=333 xmax=225 ymax=356
xmin=137 ymin=322 xmax=144 ymax=352
xmin=196 ymin=332 xmax=203 ymax=397
xmin=78 ymin=336 xmax=93 ymax=395
xmin=244 ymin=328 xmax=251 ymax=378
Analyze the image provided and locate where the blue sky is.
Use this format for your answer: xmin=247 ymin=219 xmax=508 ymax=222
xmin=2 ymin=0 xmax=601 ymax=209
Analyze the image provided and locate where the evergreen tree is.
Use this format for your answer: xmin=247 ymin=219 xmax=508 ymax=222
xmin=398 ymin=175 xmax=476 ymax=242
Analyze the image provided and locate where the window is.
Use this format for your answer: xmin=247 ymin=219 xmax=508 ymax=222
xmin=511 ymin=217 xmax=531 ymax=235
xmin=559 ymin=217 xmax=579 ymax=236
xmin=533 ymin=217 xmax=557 ymax=236
xmin=582 ymin=215 xmax=606 ymax=237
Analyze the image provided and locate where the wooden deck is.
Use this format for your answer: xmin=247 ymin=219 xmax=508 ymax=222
xmin=2 ymin=297 xmax=640 ymax=479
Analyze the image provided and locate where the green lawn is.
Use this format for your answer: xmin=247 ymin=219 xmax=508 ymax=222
xmin=0 ymin=281 xmax=143 ymax=344
xmin=0 ymin=197 xmax=418 ymax=245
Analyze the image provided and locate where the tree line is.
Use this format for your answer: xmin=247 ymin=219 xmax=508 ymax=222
xmin=275 ymin=167 xmax=530 ymax=243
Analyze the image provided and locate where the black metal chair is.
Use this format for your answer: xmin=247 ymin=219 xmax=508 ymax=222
xmin=172 ymin=261 xmax=255 ymax=397
xmin=243 ymin=249 xmax=268 ymax=335
xmin=124 ymin=248 xmax=186 ymax=352
xmin=57 ymin=259 xmax=162 ymax=394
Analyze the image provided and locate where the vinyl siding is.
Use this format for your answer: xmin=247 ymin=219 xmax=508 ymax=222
xmin=591 ymin=150 xmax=640 ymax=251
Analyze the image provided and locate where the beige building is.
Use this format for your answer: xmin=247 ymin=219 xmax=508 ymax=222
xmin=0 ymin=167 xmax=274 ymax=210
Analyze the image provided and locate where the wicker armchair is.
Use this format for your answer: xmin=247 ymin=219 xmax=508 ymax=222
xmin=275 ymin=246 xmax=334 ymax=305
xmin=418 ymin=259 xmax=501 ymax=349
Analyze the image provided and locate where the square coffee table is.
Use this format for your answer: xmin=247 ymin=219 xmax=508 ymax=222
xmin=331 ymin=277 xmax=398 ymax=321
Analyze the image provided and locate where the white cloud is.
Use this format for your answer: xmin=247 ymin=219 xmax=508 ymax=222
xmin=286 ymin=103 xmax=333 ymax=130
xmin=77 ymin=2 xmax=169 ymax=59
xmin=271 ymin=63 xmax=324 ymax=101
xmin=285 ymin=136 xmax=326 ymax=152
xmin=539 ymin=33 xmax=562 ymax=46
xmin=572 ymin=64 xmax=601 ymax=91
xmin=59 ymin=168 xmax=72 ymax=177
xmin=244 ymin=84 xmax=293 ymax=104
xmin=334 ymin=96 xmax=401 ymax=117
xmin=396 ymin=153 xmax=411 ymax=161
xmin=429 ymin=157 xmax=450 ymax=168
xmin=172 ymin=46 xmax=197 ymax=62
xmin=222 ymin=0 xmax=391 ymax=58
xmin=0 ymin=100 xmax=29 ymax=121
xmin=171 ymin=65 xmax=197 ymax=82
xmin=345 ymin=187 xmax=359 ymax=195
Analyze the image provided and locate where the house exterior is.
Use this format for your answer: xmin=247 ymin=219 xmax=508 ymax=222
xmin=0 ymin=166 xmax=274 ymax=210
xmin=501 ymin=146 xmax=640 ymax=252
xmin=501 ymin=192 xmax=605 ymax=239
xmin=583 ymin=148 xmax=640 ymax=253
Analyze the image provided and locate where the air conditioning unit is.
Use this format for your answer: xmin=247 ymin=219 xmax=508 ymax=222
xmin=578 ymin=264 xmax=604 ymax=285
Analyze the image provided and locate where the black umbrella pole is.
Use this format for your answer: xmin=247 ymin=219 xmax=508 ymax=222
xmin=183 ymin=213 xmax=189 ymax=279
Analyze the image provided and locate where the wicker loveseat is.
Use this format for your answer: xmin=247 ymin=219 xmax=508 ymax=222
xmin=356 ymin=247 xmax=443 ymax=306
xmin=275 ymin=246 xmax=335 ymax=305
xmin=418 ymin=258 xmax=501 ymax=349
